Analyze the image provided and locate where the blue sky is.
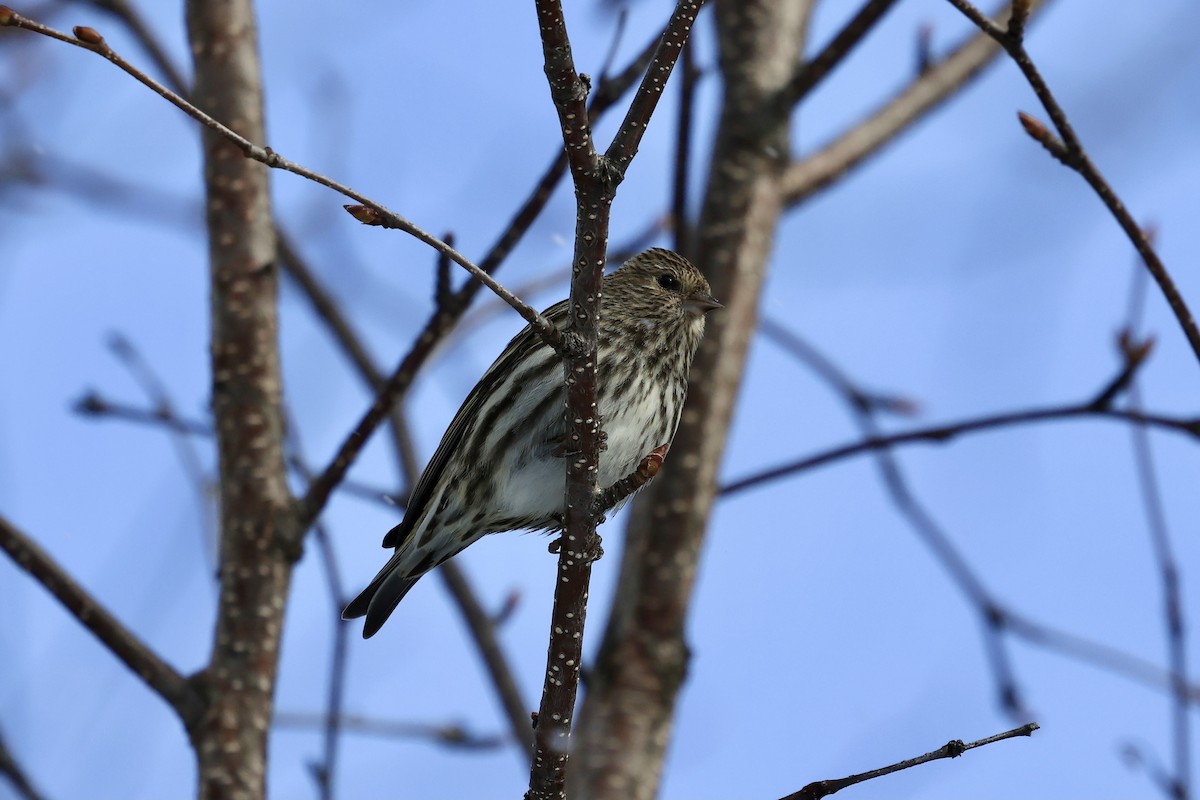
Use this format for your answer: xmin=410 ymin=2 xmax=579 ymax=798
xmin=2 ymin=1 xmax=1198 ymax=798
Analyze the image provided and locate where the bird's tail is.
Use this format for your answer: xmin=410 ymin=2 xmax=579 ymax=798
xmin=342 ymin=552 xmax=421 ymax=638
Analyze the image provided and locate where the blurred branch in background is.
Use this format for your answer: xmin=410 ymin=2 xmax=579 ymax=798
xmin=1120 ymin=230 xmax=1192 ymax=800
xmin=752 ymin=321 xmax=1199 ymax=718
xmin=783 ymin=0 xmax=1053 ymax=206
xmin=0 ymin=724 xmax=47 ymax=800
xmin=274 ymin=712 xmax=505 ymax=751
xmin=0 ymin=515 xmax=205 ymax=725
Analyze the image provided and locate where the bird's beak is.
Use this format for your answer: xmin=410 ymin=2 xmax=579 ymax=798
xmin=683 ymin=292 xmax=723 ymax=316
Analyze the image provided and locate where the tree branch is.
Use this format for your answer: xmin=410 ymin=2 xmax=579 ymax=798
xmin=526 ymin=3 xmax=703 ymax=798
xmin=782 ymin=0 xmax=902 ymax=108
xmin=945 ymin=0 xmax=1200 ymax=365
xmin=722 ymin=401 xmax=1197 ymax=497
xmin=274 ymin=712 xmax=504 ymax=750
xmin=0 ymin=515 xmax=204 ymax=727
xmin=783 ymin=0 xmax=1053 ymax=206
xmin=780 ymin=723 xmax=1040 ymax=800
xmin=0 ymin=724 xmax=46 ymax=800
xmin=0 ymin=7 xmax=562 ymax=351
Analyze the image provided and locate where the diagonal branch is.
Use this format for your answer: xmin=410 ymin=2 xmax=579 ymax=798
xmin=0 ymin=7 xmax=561 ymax=351
xmin=783 ymin=0 xmax=1053 ymax=206
xmin=782 ymin=0 xmax=902 ymax=108
xmin=604 ymin=0 xmax=704 ymax=178
xmin=0 ymin=724 xmax=46 ymax=800
xmin=721 ymin=402 xmax=1198 ymax=497
xmin=780 ymin=723 xmax=1039 ymax=800
xmin=526 ymin=3 xmax=704 ymax=799
xmin=0 ymin=515 xmax=204 ymax=728
xmin=945 ymin=0 xmax=1200 ymax=365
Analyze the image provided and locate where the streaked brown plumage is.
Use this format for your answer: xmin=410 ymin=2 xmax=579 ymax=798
xmin=344 ymin=248 xmax=719 ymax=637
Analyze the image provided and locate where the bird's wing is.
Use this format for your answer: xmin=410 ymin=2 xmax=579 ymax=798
xmin=381 ymin=298 xmax=571 ymax=550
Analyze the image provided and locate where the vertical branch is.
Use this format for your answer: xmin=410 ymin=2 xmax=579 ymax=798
xmin=526 ymin=4 xmax=606 ymax=794
xmin=184 ymin=2 xmax=295 ymax=799
xmin=527 ymin=3 xmax=703 ymax=799
xmin=670 ymin=42 xmax=697 ymax=256
xmin=571 ymin=2 xmax=806 ymax=798
xmin=1124 ymin=255 xmax=1192 ymax=800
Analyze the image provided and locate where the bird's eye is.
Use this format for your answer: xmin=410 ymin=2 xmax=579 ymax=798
xmin=657 ymin=273 xmax=681 ymax=291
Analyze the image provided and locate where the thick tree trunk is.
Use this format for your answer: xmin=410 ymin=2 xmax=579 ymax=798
xmin=185 ymin=2 xmax=295 ymax=798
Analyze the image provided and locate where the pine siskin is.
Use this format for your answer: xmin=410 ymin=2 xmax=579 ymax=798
xmin=343 ymin=248 xmax=720 ymax=637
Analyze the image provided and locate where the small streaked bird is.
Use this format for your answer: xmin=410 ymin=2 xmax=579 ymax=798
xmin=344 ymin=248 xmax=720 ymax=637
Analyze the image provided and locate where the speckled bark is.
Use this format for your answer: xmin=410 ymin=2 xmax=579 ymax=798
xmin=569 ymin=3 xmax=807 ymax=798
xmin=184 ymin=2 xmax=293 ymax=799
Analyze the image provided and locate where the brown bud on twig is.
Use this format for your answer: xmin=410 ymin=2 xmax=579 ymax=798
xmin=73 ymin=26 xmax=105 ymax=47
xmin=343 ymin=204 xmax=382 ymax=226
xmin=0 ymin=7 xmax=15 ymax=26
xmin=1017 ymin=111 xmax=1072 ymax=166
xmin=1118 ymin=329 xmax=1155 ymax=367
xmin=1090 ymin=330 xmax=1155 ymax=410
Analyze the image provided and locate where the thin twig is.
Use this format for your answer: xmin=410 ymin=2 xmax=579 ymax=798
xmin=945 ymin=0 xmax=1200 ymax=365
xmin=671 ymin=43 xmax=698 ymax=256
xmin=604 ymin=0 xmax=704 ymax=178
xmin=758 ymin=319 xmax=918 ymax=415
xmin=274 ymin=712 xmax=504 ymax=750
xmin=438 ymin=564 xmax=535 ymax=754
xmin=0 ymin=724 xmax=46 ymax=800
xmin=1002 ymin=609 xmax=1200 ymax=704
xmin=72 ymin=392 xmax=399 ymax=507
xmin=780 ymin=723 xmax=1039 ymax=800
xmin=1123 ymin=248 xmax=1192 ymax=800
xmin=783 ymin=0 xmax=902 ymax=107
xmin=0 ymin=8 xmax=561 ymax=350
xmin=760 ymin=321 xmax=1026 ymax=713
xmin=721 ymin=403 xmax=1198 ymax=497
xmin=106 ymin=333 xmax=216 ymax=570
xmin=782 ymin=1 xmax=1052 ymax=206
xmin=282 ymin=415 xmax=349 ymax=800
xmin=0 ymin=515 xmax=205 ymax=728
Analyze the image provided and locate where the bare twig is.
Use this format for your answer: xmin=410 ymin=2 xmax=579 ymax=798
xmin=1123 ymin=249 xmax=1192 ymax=800
xmin=438 ymin=564 xmax=534 ymax=754
xmin=0 ymin=724 xmax=46 ymax=800
xmin=780 ymin=723 xmax=1039 ymax=800
xmin=760 ymin=320 xmax=1027 ymax=713
xmin=671 ymin=42 xmax=698 ymax=255
xmin=274 ymin=712 xmax=505 ymax=750
xmin=0 ymin=7 xmax=561 ymax=350
xmin=783 ymin=0 xmax=902 ymax=107
xmin=945 ymin=0 xmax=1200 ymax=365
xmin=758 ymin=319 xmax=918 ymax=415
xmin=782 ymin=1 xmax=1052 ymax=206
xmin=106 ymin=333 xmax=216 ymax=566
xmin=72 ymin=392 xmax=399 ymax=507
xmin=280 ymin=417 xmax=349 ymax=800
xmin=0 ymin=515 xmax=204 ymax=727
xmin=721 ymin=403 xmax=1198 ymax=497
xmin=1002 ymin=610 xmax=1200 ymax=703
